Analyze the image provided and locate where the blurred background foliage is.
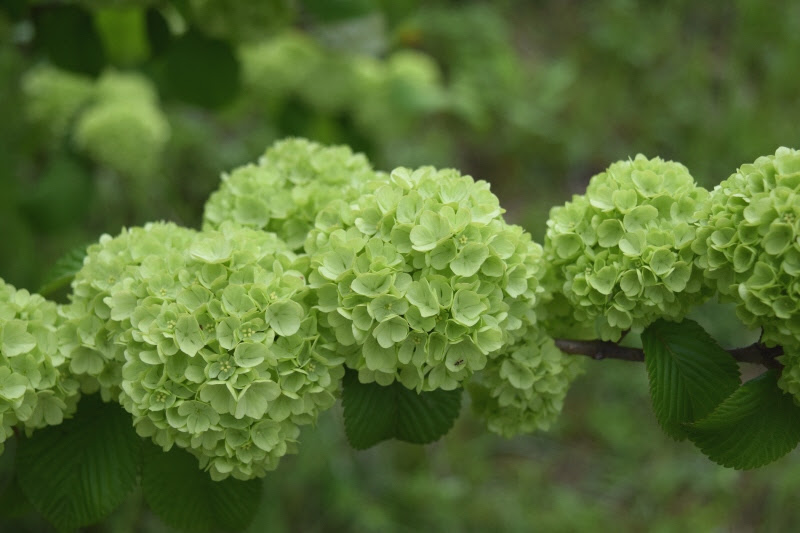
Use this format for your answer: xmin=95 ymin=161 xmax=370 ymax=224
xmin=1 ymin=0 xmax=799 ymax=530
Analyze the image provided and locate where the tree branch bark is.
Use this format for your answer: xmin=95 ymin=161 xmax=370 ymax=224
xmin=554 ymin=338 xmax=784 ymax=369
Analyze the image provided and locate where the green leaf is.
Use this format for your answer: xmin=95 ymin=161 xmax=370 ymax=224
xmin=142 ymin=442 xmax=262 ymax=533
xmin=38 ymin=243 xmax=89 ymax=298
xmin=342 ymin=370 xmax=462 ymax=450
xmin=642 ymin=319 xmax=741 ymax=440
xmin=33 ymin=5 xmax=105 ymax=76
xmin=687 ymin=370 xmax=800 ymax=469
xmin=152 ymin=30 xmax=240 ymax=109
xmin=15 ymin=395 xmax=141 ymax=533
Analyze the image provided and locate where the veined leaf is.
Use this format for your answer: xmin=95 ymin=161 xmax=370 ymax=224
xmin=342 ymin=369 xmax=461 ymax=449
xmin=142 ymin=442 xmax=262 ymax=533
xmin=687 ymin=370 xmax=800 ymax=469
xmin=15 ymin=395 xmax=141 ymax=533
xmin=642 ymin=319 xmax=740 ymax=440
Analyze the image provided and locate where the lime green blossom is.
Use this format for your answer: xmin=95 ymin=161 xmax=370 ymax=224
xmin=306 ymin=166 xmax=546 ymax=392
xmin=0 ymin=279 xmax=80 ymax=454
xmin=469 ymin=331 xmax=583 ymax=438
xmin=691 ymin=147 xmax=800 ymax=398
xmin=109 ymin=224 xmax=344 ymax=480
xmin=545 ymin=155 xmax=711 ymax=341
xmin=21 ymin=64 xmax=94 ymax=142
xmin=73 ymin=72 xmax=169 ymax=179
xmin=203 ymin=138 xmax=378 ymax=250
xmin=63 ymin=222 xmax=196 ymax=398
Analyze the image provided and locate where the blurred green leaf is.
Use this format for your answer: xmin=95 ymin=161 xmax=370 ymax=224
xmin=687 ymin=370 xmax=800 ymax=469
xmin=16 ymin=395 xmax=141 ymax=533
xmin=93 ymin=7 xmax=150 ymax=66
xmin=33 ymin=5 xmax=105 ymax=76
xmin=142 ymin=442 xmax=262 ymax=533
xmin=38 ymin=242 xmax=89 ymax=298
xmin=342 ymin=369 xmax=462 ymax=449
xmin=145 ymin=7 xmax=173 ymax=57
xmin=642 ymin=319 xmax=741 ymax=440
xmin=153 ymin=29 xmax=240 ymax=108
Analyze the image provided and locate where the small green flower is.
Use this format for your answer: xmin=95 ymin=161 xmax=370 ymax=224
xmin=695 ymin=147 xmax=800 ymax=394
xmin=0 ymin=279 xmax=81 ymax=452
xmin=203 ymin=138 xmax=379 ymax=251
xmin=468 ymin=330 xmax=583 ymax=438
xmin=544 ymin=155 xmax=711 ymax=341
xmin=307 ymin=166 xmax=547 ymax=392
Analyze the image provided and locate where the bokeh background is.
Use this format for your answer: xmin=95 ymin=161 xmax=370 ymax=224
xmin=1 ymin=0 xmax=799 ymax=531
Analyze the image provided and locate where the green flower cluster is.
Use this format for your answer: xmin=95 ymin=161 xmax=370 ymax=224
xmin=203 ymin=138 xmax=378 ymax=250
xmin=469 ymin=331 xmax=583 ymax=438
xmin=306 ymin=166 xmax=546 ymax=392
xmin=73 ymin=71 xmax=170 ymax=179
xmin=0 ymin=279 xmax=80 ymax=454
xmin=544 ymin=155 xmax=710 ymax=341
xmin=108 ymin=224 xmax=343 ymax=480
xmin=21 ymin=65 xmax=94 ymax=142
xmin=692 ymin=147 xmax=800 ymax=398
xmin=64 ymin=222 xmax=196 ymax=398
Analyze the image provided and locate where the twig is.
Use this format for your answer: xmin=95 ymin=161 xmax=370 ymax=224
xmin=554 ymin=339 xmax=784 ymax=369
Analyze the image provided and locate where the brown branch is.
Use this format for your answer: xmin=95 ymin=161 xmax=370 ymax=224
xmin=554 ymin=339 xmax=784 ymax=369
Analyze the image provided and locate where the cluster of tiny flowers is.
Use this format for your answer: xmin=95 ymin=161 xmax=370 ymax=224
xmin=63 ymin=222 xmax=197 ymax=398
xmin=305 ymin=166 xmax=546 ymax=392
xmin=73 ymin=71 xmax=170 ymax=179
xmin=109 ymin=224 xmax=344 ymax=480
xmin=21 ymin=64 xmax=94 ymax=143
xmin=0 ymin=279 xmax=80 ymax=454
xmin=691 ymin=148 xmax=800 ymax=399
xmin=469 ymin=330 xmax=583 ymax=438
xmin=544 ymin=155 xmax=711 ymax=341
xmin=203 ymin=138 xmax=379 ymax=251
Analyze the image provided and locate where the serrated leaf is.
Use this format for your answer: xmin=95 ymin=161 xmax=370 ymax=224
xmin=342 ymin=370 xmax=462 ymax=450
xmin=38 ymin=243 xmax=89 ymax=298
xmin=687 ymin=370 xmax=800 ymax=469
xmin=642 ymin=319 xmax=740 ymax=440
xmin=141 ymin=442 xmax=262 ymax=533
xmin=15 ymin=395 xmax=141 ymax=533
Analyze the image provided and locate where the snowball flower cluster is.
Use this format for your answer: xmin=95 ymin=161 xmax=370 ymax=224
xmin=306 ymin=166 xmax=546 ymax=391
xmin=469 ymin=330 xmax=583 ymax=438
xmin=545 ymin=155 xmax=710 ymax=341
xmin=203 ymin=138 xmax=378 ymax=250
xmin=691 ymin=147 xmax=800 ymax=399
xmin=83 ymin=223 xmax=342 ymax=480
xmin=0 ymin=279 xmax=80 ymax=454
xmin=21 ymin=65 xmax=94 ymax=142
xmin=73 ymin=71 xmax=170 ymax=179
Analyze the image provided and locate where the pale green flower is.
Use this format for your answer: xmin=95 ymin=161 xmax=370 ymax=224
xmin=73 ymin=71 xmax=169 ymax=179
xmin=106 ymin=223 xmax=344 ymax=480
xmin=306 ymin=166 xmax=546 ymax=392
xmin=544 ymin=155 xmax=711 ymax=341
xmin=692 ymin=147 xmax=800 ymax=398
xmin=469 ymin=330 xmax=583 ymax=438
xmin=203 ymin=138 xmax=378 ymax=250
xmin=21 ymin=64 xmax=94 ymax=142
xmin=0 ymin=279 xmax=80 ymax=454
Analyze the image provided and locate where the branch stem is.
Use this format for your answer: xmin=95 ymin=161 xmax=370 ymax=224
xmin=554 ymin=338 xmax=784 ymax=369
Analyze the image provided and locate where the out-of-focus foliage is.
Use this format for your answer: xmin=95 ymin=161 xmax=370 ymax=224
xmin=4 ymin=0 xmax=800 ymax=530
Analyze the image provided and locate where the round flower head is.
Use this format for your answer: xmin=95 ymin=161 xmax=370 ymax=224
xmin=113 ymin=224 xmax=344 ymax=480
xmin=468 ymin=330 xmax=583 ymax=438
xmin=305 ymin=166 xmax=546 ymax=392
xmin=544 ymin=155 xmax=711 ymax=341
xmin=73 ymin=71 xmax=169 ymax=179
xmin=203 ymin=138 xmax=378 ymax=251
xmin=693 ymin=147 xmax=800 ymax=399
xmin=21 ymin=65 xmax=94 ymax=142
xmin=63 ymin=222 xmax=196 ymax=398
xmin=0 ymin=279 xmax=80 ymax=454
